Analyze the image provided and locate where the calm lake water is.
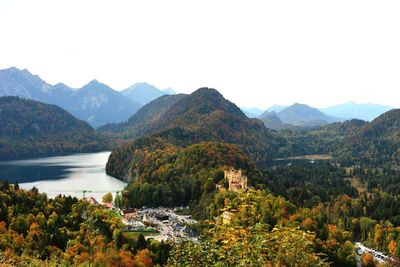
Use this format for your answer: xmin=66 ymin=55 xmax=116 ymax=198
xmin=0 ymin=151 xmax=127 ymax=200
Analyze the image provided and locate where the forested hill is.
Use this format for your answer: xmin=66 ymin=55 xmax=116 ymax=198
xmin=348 ymin=108 xmax=400 ymax=166
xmin=106 ymin=141 xmax=260 ymax=218
xmin=0 ymin=96 xmax=104 ymax=160
xmin=103 ymin=87 xmax=287 ymax=163
xmin=98 ymin=94 xmax=187 ymax=134
xmin=281 ymin=109 xmax=400 ymax=167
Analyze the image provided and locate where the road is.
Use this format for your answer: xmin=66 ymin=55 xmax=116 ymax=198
xmin=355 ymin=242 xmax=390 ymax=264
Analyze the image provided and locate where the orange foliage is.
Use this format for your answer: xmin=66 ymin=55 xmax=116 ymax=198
xmin=301 ymin=218 xmax=317 ymax=231
xmin=361 ymin=252 xmax=375 ymax=267
xmin=119 ymin=250 xmax=135 ymax=266
xmin=65 ymin=241 xmax=85 ymax=259
xmin=76 ymin=252 xmax=91 ymax=265
xmin=327 ymin=224 xmax=338 ymax=234
xmin=340 ymin=194 xmax=351 ymax=202
xmin=0 ymin=221 xmax=7 ymax=234
xmin=389 ymin=239 xmax=397 ymax=255
xmin=26 ymin=222 xmax=41 ymax=243
xmin=134 ymin=249 xmax=153 ymax=267
xmin=93 ymin=251 xmax=107 ymax=264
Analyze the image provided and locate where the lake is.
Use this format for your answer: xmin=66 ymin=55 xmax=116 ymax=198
xmin=0 ymin=151 xmax=127 ymax=200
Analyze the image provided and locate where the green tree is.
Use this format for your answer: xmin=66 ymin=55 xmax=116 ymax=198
xmin=114 ymin=192 xmax=121 ymax=208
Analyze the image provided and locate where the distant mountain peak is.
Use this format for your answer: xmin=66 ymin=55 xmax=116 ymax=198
xmin=4 ymin=66 xmax=20 ymax=72
xmin=291 ymin=103 xmax=312 ymax=109
xmin=52 ymin=82 xmax=73 ymax=89
xmin=265 ymin=104 xmax=288 ymax=113
xmin=162 ymin=87 xmax=176 ymax=94
xmin=122 ymin=82 xmax=175 ymax=105
xmin=86 ymin=79 xmax=102 ymax=86
xmin=81 ymin=80 xmax=114 ymax=92
xmin=260 ymin=103 xmax=340 ymax=129
xmin=192 ymin=87 xmax=221 ymax=97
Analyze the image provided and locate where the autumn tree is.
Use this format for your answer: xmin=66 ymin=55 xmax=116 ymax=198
xmin=102 ymin=192 xmax=113 ymax=203
xmin=361 ymin=252 xmax=376 ymax=267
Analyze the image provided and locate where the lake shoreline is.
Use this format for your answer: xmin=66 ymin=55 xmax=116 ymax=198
xmin=0 ymin=151 xmax=127 ymax=200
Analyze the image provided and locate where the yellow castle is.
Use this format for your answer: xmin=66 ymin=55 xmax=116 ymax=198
xmin=224 ymin=168 xmax=248 ymax=192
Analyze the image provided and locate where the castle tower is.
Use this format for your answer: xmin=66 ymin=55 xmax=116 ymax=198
xmin=224 ymin=168 xmax=248 ymax=192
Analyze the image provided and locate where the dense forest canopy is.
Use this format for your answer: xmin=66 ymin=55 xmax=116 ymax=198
xmin=280 ymin=110 xmax=400 ymax=167
xmin=0 ymin=96 xmax=105 ymax=160
xmin=107 ymin=141 xmax=259 ymax=219
xmin=0 ymin=181 xmax=169 ymax=266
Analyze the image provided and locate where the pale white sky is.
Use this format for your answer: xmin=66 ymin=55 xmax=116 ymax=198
xmin=0 ymin=0 xmax=399 ymax=109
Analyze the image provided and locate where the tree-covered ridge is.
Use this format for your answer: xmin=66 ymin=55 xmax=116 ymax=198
xmin=0 ymin=181 xmax=169 ymax=266
xmin=104 ymin=87 xmax=287 ymax=167
xmin=279 ymin=119 xmax=366 ymax=157
xmin=281 ymin=109 xmax=400 ymax=167
xmin=0 ymin=96 xmax=105 ymax=160
xmin=107 ymin=141 xmax=259 ymax=219
xmin=349 ymin=109 xmax=400 ymax=166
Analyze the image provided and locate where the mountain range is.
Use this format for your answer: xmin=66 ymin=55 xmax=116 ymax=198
xmin=258 ymin=102 xmax=393 ymax=130
xmin=259 ymin=103 xmax=342 ymax=129
xmin=1 ymin=77 xmax=400 ymax=168
xmin=0 ymin=67 xmax=393 ymax=128
xmin=320 ymin=102 xmax=393 ymax=121
xmin=0 ymin=67 xmax=173 ymax=127
xmin=105 ymin=86 xmax=400 ymax=182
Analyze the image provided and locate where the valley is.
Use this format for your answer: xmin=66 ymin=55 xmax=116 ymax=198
xmin=2 ymin=1 xmax=399 ymax=265
xmin=1 ymin=85 xmax=400 ymax=266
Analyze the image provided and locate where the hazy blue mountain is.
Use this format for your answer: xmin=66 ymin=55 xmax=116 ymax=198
xmin=0 ymin=67 xmax=53 ymax=100
xmin=0 ymin=67 xmax=142 ymax=127
xmin=266 ymin=104 xmax=288 ymax=113
xmin=163 ymin=87 xmax=176 ymax=94
xmin=65 ymin=80 xmax=142 ymax=127
xmin=122 ymin=82 xmax=175 ymax=105
xmin=242 ymin=107 xmax=264 ymax=118
xmin=320 ymin=102 xmax=393 ymax=121
xmin=46 ymin=82 xmax=75 ymax=107
xmin=278 ymin=103 xmax=340 ymax=126
xmin=259 ymin=111 xmax=296 ymax=130
xmin=259 ymin=103 xmax=342 ymax=129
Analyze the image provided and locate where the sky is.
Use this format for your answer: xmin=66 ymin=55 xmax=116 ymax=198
xmin=0 ymin=0 xmax=399 ymax=109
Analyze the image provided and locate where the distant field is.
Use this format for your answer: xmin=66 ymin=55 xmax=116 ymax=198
xmin=275 ymin=154 xmax=333 ymax=161
xmin=123 ymin=230 xmax=160 ymax=240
